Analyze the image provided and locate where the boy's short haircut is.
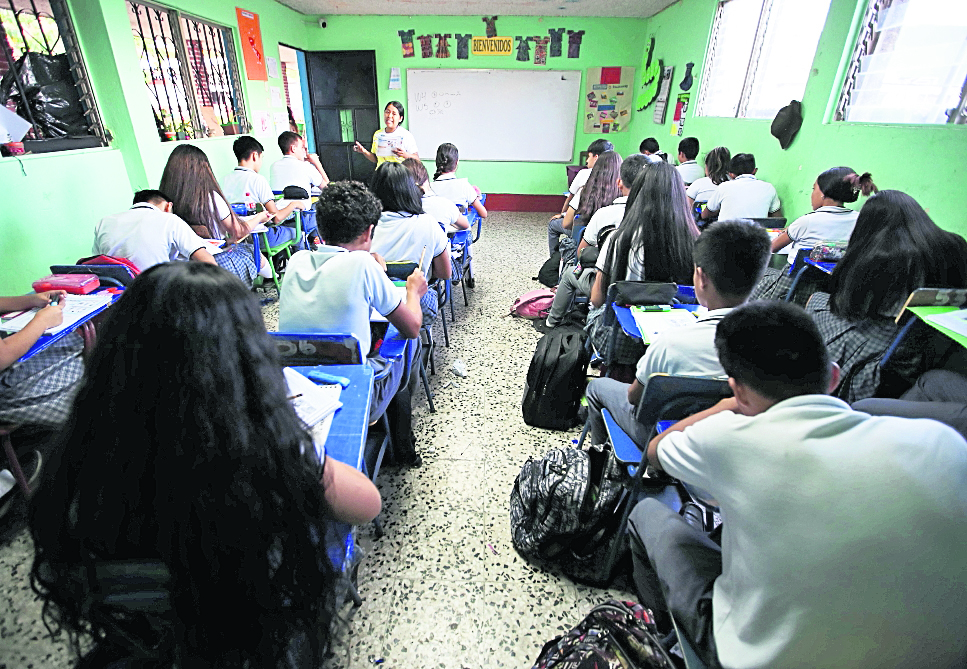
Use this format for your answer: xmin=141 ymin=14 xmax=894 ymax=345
xmin=715 ymin=301 xmax=831 ymax=402
xmin=401 ymin=157 xmax=429 ymax=186
xmin=133 ymin=189 xmax=170 ymax=206
xmin=730 ymin=153 xmax=756 ymax=175
xmin=678 ymin=137 xmax=699 ymax=160
xmin=277 ymin=131 xmax=302 ymax=155
xmin=620 ymin=154 xmax=650 ymax=189
xmin=639 ymin=137 xmax=660 ymax=154
xmin=693 ymin=220 xmax=771 ymax=300
xmin=233 ymin=136 xmax=263 ymax=162
xmin=587 ymin=139 xmax=614 ymax=155
xmin=314 ymin=181 xmax=381 ymax=246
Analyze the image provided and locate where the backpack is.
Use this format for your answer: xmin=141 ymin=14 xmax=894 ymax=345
xmin=538 ymin=251 xmax=561 ymax=287
xmin=531 ymin=599 xmax=676 ymax=669
xmin=521 ymin=330 xmax=590 ymax=429
xmin=511 ymin=289 xmax=556 ymax=320
xmin=559 ymin=235 xmax=578 ymax=270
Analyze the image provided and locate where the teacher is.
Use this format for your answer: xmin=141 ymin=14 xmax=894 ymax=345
xmin=354 ymin=101 xmax=419 ymax=166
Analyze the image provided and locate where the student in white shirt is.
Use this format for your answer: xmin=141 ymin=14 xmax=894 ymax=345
xmin=93 ymin=190 xmax=217 ymax=271
xmin=702 ymin=153 xmax=782 ymax=222
xmin=675 ymin=137 xmax=704 ymax=186
xmin=401 ymin=158 xmax=469 ymax=233
xmin=547 ymin=139 xmax=613 ymax=256
xmin=629 ymin=300 xmax=967 ymax=669
xmin=431 ymin=142 xmax=488 ymax=220
xmin=584 ymin=220 xmax=771 ymax=443
xmin=270 ymin=131 xmax=328 ymax=245
xmin=685 ymin=146 xmax=731 ymax=213
xmin=353 ymin=100 xmax=419 ymax=166
xmin=638 ymin=137 xmax=661 ymax=161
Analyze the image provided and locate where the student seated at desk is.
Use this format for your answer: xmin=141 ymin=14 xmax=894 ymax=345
xmin=584 ymin=221 xmax=771 ymax=445
xmin=628 ymin=301 xmax=967 ymax=669
xmin=29 ymin=262 xmax=380 ymax=669
xmin=547 ymin=139 xmax=613 ymax=256
xmin=401 ymin=158 xmax=469 ymax=233
xmin=805 ymin=190 xmax=967 ymax=402
xmin=279 ymin=181 xmax=428 ymax=468
xmin=639 ymin=137 xmax=663 ymax=163
xmin=430 ymin=142 xmax=488 ymax=220
xmin=270 ymin=131 xmax=328 ymax=246
xmin=701 ymin=153 xmax=782 ymax=223
xmin=92 ymin=190 xmax=217 ymax=272
xmin=557 ymin=150 xmax=623 ymax=255
xmin=674 ymin=136 xmax=703 ymax=186
xmin=685 ymin=146 xmax=730 ymax=212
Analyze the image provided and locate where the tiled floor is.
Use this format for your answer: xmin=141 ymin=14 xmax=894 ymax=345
xmin=0 ymin=211 xmax=634 ymax=668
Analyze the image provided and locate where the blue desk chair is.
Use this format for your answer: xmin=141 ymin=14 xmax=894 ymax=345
xmin=384 ymin=261 xmax=438 ymax=408
xmin=233 ymin=202 xmax=303 ymax=295
xmin=465 ymin=193 xmax=487 ymax=243
xmin=450 ymin=228 xmax=474 ymax=309
xmin=599 ymin=281 xmax=678 ymax=370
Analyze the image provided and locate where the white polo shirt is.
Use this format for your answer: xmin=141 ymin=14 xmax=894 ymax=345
xmin=93 ymin=203 xmax=208 ymax=272
xmin=568 ymin=167 xmax=591 ymax=196
xmin=658 ymin=396 xmax=967 ymax=669
xmin=706 ymin=174 xmax=780 ymax=220
xmin=372 ymin=211 xmax=449 ymax=277
xmin=782 ymin=205 xmax=858 ymax=262
xmin=221 ymin=166 xmax=274 ymax=206
xmin=676 ymin=160 xmax=704 ymax=186
xmin=583 ymin=195 xmax=628 ymax=247
xmin=685 ymin=176 xmax=720 ymax=204
xmin=635 ymin=308 xmax=730 ymax=385
xmin=278 ymin=246 xmax=402 ymax=356
xmin=430 ymin=175 xmax=477 ymax=211
xmin=422 ymin=193 xmax=463 ymax=233
xmin=270 ymin=155 xmax=322 ymax=209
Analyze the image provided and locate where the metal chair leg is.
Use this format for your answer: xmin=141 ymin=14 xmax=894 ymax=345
xmin=420 ymin=359 xmax=436 ymax=413
xmin=0 ymin=426 xmax=30 ymax=496
xmin=449 ymin=279 xmax=456 ymax=320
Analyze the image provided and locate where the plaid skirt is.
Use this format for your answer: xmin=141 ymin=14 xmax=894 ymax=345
xmin=0 ymin=332 xmax=84 ymax=427
xmin=586 ymin=303 xmax=646 ymax=366
xmin=214 ymin=243 xmax=259 ymax=287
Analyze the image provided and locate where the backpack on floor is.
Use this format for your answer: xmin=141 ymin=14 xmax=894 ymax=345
xmin=512 ymin=289 xmax=556 ymax=320
xmin=531 ymin=599 xmax=676 ymax=669
xmin=521 ymin=330 xmax=590 ymax=428
xmin=559 ymin=235 xmax=578 ymax=270
xmin=538 ymin=251 xmax=562 ymax=287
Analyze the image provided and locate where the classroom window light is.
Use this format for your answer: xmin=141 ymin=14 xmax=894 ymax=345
xmin=0 ymin=0 xmax=107 ymax=152
xmin=836 ymin=0 xmax=967 ymax=124
xmin=128 ymin=1 xmax=249 ymax=142
xmin=697 ymin=0 xmax=833 ymax=119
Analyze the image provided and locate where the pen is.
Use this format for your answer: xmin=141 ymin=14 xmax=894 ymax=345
xmin=418 ymin=245 xmax=427 ymax=270
xmin=287 ymin=393 xmax=303 ymax=400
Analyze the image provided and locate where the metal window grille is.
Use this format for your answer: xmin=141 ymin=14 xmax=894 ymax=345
xmin=128 ymin=0 xmax=248 ymax=142
xmin=0 ymin=0 xmax=106 ymax=150
xmin=834 ymin=0 xmax=883 ymax=121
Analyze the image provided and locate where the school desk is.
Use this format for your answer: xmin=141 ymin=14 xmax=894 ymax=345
xmin=13 ymin=289 xmax=122 ymax=362
xmin=612 ymin=302 xmax=701 ymax=341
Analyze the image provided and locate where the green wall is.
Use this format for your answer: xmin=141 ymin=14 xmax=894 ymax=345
xmin=630 ymin=0 xmax=967 ymax=235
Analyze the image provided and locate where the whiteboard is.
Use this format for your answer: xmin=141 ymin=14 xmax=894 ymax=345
xmin=406 ymin=69 xmax=582 ymax=163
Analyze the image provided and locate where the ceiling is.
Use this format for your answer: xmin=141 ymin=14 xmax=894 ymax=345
xmin=274 ymin=0 xmax=679 ymax=19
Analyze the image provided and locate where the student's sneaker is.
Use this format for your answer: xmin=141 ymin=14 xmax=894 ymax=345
xmin=680 ymin=502 xmax=706 ymax=531
xmin=0 ymin=449 xmax=43 ymax=517
xmin=405 ymin=453 xmax=423 ymax=468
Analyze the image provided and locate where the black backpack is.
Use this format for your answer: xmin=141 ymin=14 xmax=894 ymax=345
xmin=522 ymin=330 xmax=590 ymax=430
xmin=538 ymin=250 xmax=561 ymax=287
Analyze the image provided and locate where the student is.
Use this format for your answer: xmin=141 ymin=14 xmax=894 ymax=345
xmin=854 ymin=369 xmax=967 ymax=440
xmin=579 ymin=153 xmax=650 ymax=255
xmin=29 ymin=261 xmax=380 ymax=668
xmin=431 ymin=143 xmax=488 ymax=220
xmin=279 ymin=181 xmax=427 ymax=467
xmin=92 ymin=189 xmax=217 ymax=272
xmin=402 ymin=158 xmax=469 ymax=233
xmin=628 ymin=300 xmax=967 ymax=668
xmin=159 ymin=145 xmax=272 ymax=286
xmin=806 ymin=190 xmax=967 ymax=402
xmin=353 ymin=100 xmax=418 ymax=165
xmin=584 ymin=220 xmax=771 ymax=444
xmin=685 ymin=146 xmax=730 ymax=210
xmin=639 ymin=137 xmax=662 ymax=163
xmin=548 ymin=139 xmax=614 ymax=256
xmin=675 ymin=137 xmax=703 ymax=186
xmin=221 ymin=135 xmax=311 ymax=248
xmin=702 ymin=153 xmax=781 ymax=222
xmin=557 ymin=150 xmax=622 ymax=243
xmin=269 ymin=131 xmax=328 ymax=244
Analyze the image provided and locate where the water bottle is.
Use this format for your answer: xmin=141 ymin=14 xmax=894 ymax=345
xmin=244 ymin=192 xmax=257 ymax=215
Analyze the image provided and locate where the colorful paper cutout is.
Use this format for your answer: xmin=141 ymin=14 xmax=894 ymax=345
xmin=435 ymin=34 xmax=451 ymax=58
xmin=482 ymin=16 xmax=498 ymax=38
xmin=417 ymin=34 xmax=433 ymax=58
xmin=567 ymin=30 xmax=585 ymax=58
xmin=532 ymin=36 xmax=550 ymax=65
xmin=455 ymin=34 xmax=472 ymax=60
xmin=515 ymin=36 xmax=532 ymax=62
xmin=548 ymin=28 xmax=565 ymax=57
xmin=398 ymin=29 xmax=415 ymax=58
xmin=600 ymin=67 xmax=621 ymax=85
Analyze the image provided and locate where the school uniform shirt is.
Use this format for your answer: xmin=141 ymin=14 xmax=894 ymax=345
xmin=657 ymin=396 xmax=967 ymax=669
xmin=221 ymin=166 xmax=275 ymax=207
xmin=582 ymin=196 xmax=628 ymax=247
xmin=781 ymin=205 xmax=858 ymax=263
xmin=685 ymin=176 xmax=719 ymax=204
xmin=430 ymin=175 xmax=478 ymax=211
xmin=372 ymin=211 xmax=449 ymax=277
xmin=270 ymin=155 xmax=323 ymax=209
xmin=705 ymin=174 xmax=781 ymax=220
xmin=568 ymin=167 xmax=591 ymax=196
xmin=595 ymin=234 xmax=644 ymax=281
xmin=675 ymin=160 xmax=704 ymax=186
xmin=93 ymin=203 xmax=209 ymax=272
xmin=371 ymin=126 xmax=418 ymax=166
xmin=635 ymin=308 xmax=730 ymax=386
xmin=278 ymin=246 xmax=402 ymax=357
xmin=422 ymin=193 xmax=463 ymax=232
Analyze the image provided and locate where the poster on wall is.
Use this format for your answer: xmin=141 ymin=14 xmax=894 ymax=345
xmin=236 ymin=8 xmax=267 ymax=81
xmin=671 ymin=92 xmax=690 ymax=136
xmin=583 ymin=66 xmax=635 ymax=134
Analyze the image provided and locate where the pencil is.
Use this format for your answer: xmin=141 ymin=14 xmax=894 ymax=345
xmin=418 ymin=245 xmax=427 ymax=270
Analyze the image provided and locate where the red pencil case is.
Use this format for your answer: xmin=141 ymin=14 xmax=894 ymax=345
xmin=32 ymin=274 xmax=100 ymax=294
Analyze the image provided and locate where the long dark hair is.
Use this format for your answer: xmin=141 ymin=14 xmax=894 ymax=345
xmin=704 ymin=146 xmax=731 ymax=185
xmin=371 ymin=162 xmax=424 ymax=215
xmin=434 ymin=142 xmax=459 ymax=180
xmin=828 ymin=190 xmax=967 ymax=320
xmin=30 ymin=262 xmax=337 ymax=668
xmin=577 ymin=150 xmax=622 ymax=220
xmin=816 ymin=166 xmax=877 ymax=204
xmin=604 ymin=161 xmax=698 ymax=286
xmin=159 ymin=145 xmax=238 ymax=239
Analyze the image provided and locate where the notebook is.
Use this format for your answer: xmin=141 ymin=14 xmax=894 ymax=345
xmin=629 ymin=306 xmax=699 ymax=345
xmin=0 ymin=293 xmax=114 ymax=336
xmin=283 ymin=366 xmax=343 ymax=427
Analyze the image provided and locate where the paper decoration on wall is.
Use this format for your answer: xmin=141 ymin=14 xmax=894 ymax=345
xmin=266 ymin=56 xmax=279 ymax=79
xmin=471 ymin=36 xmax=513 ymax=56
xmin=236 ymin=9 xmax=266 ymax=80
xmin=389 ymin=67 xmax=402 ymax=89
xmin=269 ymin=86 xmax=283 ymax=107
xmin=253 ymin=110 xmax=271 ymax=134
xmin=435 ymin=34 xmax=451 ymax=58
xmin=417 ymin=34 xmax=434 ymax=58
xmin=584 ymin=66 xmax=635 ymax=133
xmin=653 ymin=65 xmax=674 ymax=124
xmin=671 ymin=92 xmax=690 ymax=136
xmin=274 ymin=112 xmax=289 ymax=136
xmin=532 ymin=36 xmax=550 ymax=65
xmin=679 ymin=62 xmax=694 ymax=91
xmin=398 ymin=30 xmax=415 ymax=58
xmin=482 ymin=16 xmax=498 ymax=38
xmin=567 ymin=30 xmax=585 ymax=58
xmin=515 ymin=36 xmax=532 ymax=62
xmin=456 ymin=34 xmax=472 ymax=60
xmin=637 ymin=37 xmax=661 ymax=111
xmin=548 ymin=28 xmax=565 ymax=57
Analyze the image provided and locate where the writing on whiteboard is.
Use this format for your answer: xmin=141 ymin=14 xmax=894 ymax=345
xmin=414 ymin=91 xmax=458 ymax=116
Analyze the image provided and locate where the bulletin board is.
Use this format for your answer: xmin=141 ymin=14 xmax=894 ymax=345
xmin=583 ymin=67 xmax=635 ymax=134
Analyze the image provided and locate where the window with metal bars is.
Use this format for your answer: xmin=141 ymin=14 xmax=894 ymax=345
xmin=0 ymin=0 xmax=106 ymax=153
xmin=836 ymin=0 xmax=967 ymax=124
xmin=127 ymin=0 xmax=248 ymax=142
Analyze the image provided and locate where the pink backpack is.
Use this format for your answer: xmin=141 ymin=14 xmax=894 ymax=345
xmin=511 ymin=289 xmax=556 ymax=319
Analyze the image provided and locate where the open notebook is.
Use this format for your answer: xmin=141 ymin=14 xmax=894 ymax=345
xmin=0 ymin=293 xmax=114 ymax=336
xmin=284 ymin=367 xmax=343 ymax=460
xmin=629 ymin=306 xmax=699 ymax=345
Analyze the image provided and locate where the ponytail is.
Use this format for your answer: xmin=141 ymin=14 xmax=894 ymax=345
xmin=434 ymin=143 xmax=459 ymax=181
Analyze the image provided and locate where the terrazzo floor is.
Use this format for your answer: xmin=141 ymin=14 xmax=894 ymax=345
xmin=0 ymin=211 xmax=635 ymax=669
